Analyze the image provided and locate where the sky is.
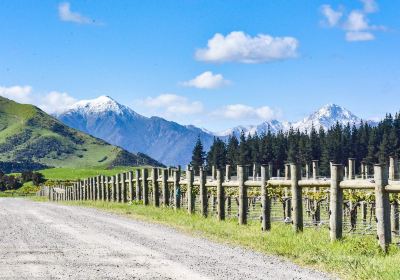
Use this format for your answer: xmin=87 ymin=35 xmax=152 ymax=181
xmin=0 ymin=0 xmax=399 ymax=132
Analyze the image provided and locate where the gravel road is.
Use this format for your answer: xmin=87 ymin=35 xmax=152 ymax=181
xmin=0 ymin=198 xmax=333 ymax=279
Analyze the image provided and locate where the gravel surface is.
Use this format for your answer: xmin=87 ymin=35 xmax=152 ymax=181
xmin=0 ymin=198 xmax=334 ymax=279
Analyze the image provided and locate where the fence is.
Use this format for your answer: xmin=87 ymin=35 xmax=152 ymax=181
xmin=38 ymin=156 xmax=400 ymax=252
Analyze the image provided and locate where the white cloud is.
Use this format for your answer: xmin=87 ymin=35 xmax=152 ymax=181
xmin=195 ymin=31 xmax=299 ymax=64
xmin=361 ymin=0 xmax=378 ymax=13
xmin=58 ymin=2 xmax=94 ymax=24
xmin=320 ymin=0 xmax=385 ymax=42
xmin=0 ymin=84 xmax=77 ymax=115
xmin=0 ymin=85 xmax=33 ymax=104
xmin=181 ymin=71 xmax=230 ymax=89
xmin=321 ymin=5 xmax=343 ymax=27
xmin=346 ymin=31 xmax=375 ymax=41
xmin=38 ymin=91 xmax=77 ymax=115
xmin=213 ymin=104 xmax=279 ymax=121
xmin=140 ymin=94 xmax=203 ymax=116
xmin=345 ymin=11 xmax=369 ymax=31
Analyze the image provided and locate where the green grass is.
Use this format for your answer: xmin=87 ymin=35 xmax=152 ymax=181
xmin=38 ymin=166 xmax=143 ymax=180
xmin=30 ymin=198 xmax=400 ymax=280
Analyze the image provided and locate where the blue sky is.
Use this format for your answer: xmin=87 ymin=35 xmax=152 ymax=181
xmin=0 ymin=0 xmax=399 ymax=132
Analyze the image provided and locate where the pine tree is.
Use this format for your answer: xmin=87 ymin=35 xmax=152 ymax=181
xmin=238 ymin=131 xmax=250 ymax=165
xmin=191 ymin=136 xmax=205 ymax=175
xmin=226 ymin=134 xmax=239 ymax=166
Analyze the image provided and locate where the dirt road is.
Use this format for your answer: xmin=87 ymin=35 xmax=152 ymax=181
xmin=0 ymin=198 xmax=332 ymax=279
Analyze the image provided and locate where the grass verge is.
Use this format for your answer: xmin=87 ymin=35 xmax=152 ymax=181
xmin=28 ymin=198 xmax=400 ymax=280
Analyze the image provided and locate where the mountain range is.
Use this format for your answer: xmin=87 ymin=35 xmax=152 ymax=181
xmin=0 ymin=96 xmax=161 ymax=173
xmin=57 ymin=96 xmax=378 ymax=166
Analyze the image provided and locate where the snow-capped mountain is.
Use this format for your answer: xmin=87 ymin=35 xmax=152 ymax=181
xmin=57 ymin=96 xmax=214 ymax=166
xmin=217 ymin=120 xmax=290 ymax=136
xmin=57 ymin=98 xmax=377 ymax=166
xmin=291 ymin=104 xmax=361 ymax=132
xmin=216 ymin=104 xmax=375 ymax=136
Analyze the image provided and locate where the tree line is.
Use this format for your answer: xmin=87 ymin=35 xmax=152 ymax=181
xmin=0 ymin=170 xmax=44 ymax=191
xmin=191 ymin=113 xmax=400 ymax=176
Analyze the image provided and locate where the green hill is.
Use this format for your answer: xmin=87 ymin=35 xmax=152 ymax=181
xmin=0 ymin=96 xmax=162 ymax=172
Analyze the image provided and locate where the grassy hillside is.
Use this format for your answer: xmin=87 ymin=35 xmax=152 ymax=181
xmin=0 ymin=97 xmax=161 ymax=172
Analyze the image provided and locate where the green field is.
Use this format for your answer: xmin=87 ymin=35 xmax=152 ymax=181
xmin=39 ymin=166 xmax=143 ymax=180
xmin=32 ymin=198 xmax=400 ymax=280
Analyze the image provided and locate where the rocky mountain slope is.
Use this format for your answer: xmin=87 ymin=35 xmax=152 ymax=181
xmin=57 ymin=96 xmax=214 ymax=166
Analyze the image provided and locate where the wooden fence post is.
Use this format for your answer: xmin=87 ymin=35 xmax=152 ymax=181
xmin=105 ymin=176 xmax=109 ymax=202
xmin=284 ymin=163 xmax=291 ymax=220
xmin=216 ymin=169 xmax=225 ymax=221
xmin=96 ymin=175 xmax=101 ymax=200
xmin=121 ymin=172 xmax=127 ymax=203
xmin=117 ymin=174 xmax=122 ymax=202
xmin=199 ymin=166 xmax=207 ymax=217
xmin=291 ymin=163 xmax=303 ymax=232
xmin=312 ymin=160 xmax=319 ymax=180
xmin=187 ymin=166 xmax=194 ymax=214
xmin=161 ymin=169 xmax=169 ymax=206
xmin=92 ymin=177 xmax=95 ymax=200
xmin=238 ymin=165 xmax=248 ymax=225
xmin=348 ymin=158 xmax=355 ymax=180
xmin=330 ymin=164 xmax=343 ymax=241
xmin=174 ymin=169 xmax=181 ymax=210
xmin=374 ymin=164 xmax=391 ymax=252
xmin=99 ymin=176 xmax=103 ymax=201
xmin=128 ymin=171 xmax=134 ymax=202
xmin=142 ymin=168 xmax=149 ymax=205
xmin=135 ymin=169 xmax=141 ymax=202
xmin=261 ymin=164 xmax=271 ymax=231
xmin=111 ymin=176 xmax=116 ymax=202
xmin=390 ymin=200 xmax=399 ymax=237
xmin=225 ymin=165 xmax=231 ymax=181
xmin=152 ymin=168 xmax=160 ymax=207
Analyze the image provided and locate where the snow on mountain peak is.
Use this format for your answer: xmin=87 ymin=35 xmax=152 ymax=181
xmin=293 ymin=103 xmax=360 ymax=131
xmin=60 ymin=95 xmax=138 ymax=117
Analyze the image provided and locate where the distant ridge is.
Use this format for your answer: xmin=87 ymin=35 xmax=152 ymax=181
xmin=57 ymin=97 xmax=379 ymax=166
xmin=216 ymin=104 xmax=378 ymax=136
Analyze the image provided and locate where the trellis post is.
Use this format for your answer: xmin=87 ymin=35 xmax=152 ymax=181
xmin=199 ymin=166 xmax=207 ymax=217
xmin=105 ymin=176 xmax=109 ymax=201
xmin=225 ymin=164 xmax=231 ymax=181
xmin=135 ymin=169 xmax=141 ymax=202
xmin=291 ymin=163 xmax=303 ymax=232
xmin=121 ymin=172 xmax=127 ymax=203
xmin=142 ymin=168 xmax=149 ymax=205
xmin=348 ymin=158 xmax=355 ymax=180
xmin=330 ymin=164 xmax=343 ymax=241
xmin=238 ymin=165 xmax=248 ymax=225
xmin=187 ymin=166 xmax=194 ymax=214
xmin=128 ymin=171 xmax=133 ymax=202
xmin=284 ymin=163 xmax=291 ymax=220
xmin=174 ymin=169 xmax=181 ymax=210
xmin=261 ymin=164 xmax=271 ymax=231
xmin=96 ymin=175 xmax=101 ymax=200
xmin=152 ymin=168 xmax=160 ymax=207
xmin=374 ymin=164 xmax=391 ymax=252
xmin=216 ymin=169 xmax=225 ymax=221
xmin=111 ymin=175 xmax=116 ymax=202
xmin=312 ymin=160 xmax=319 ymax=180
xmin=161 ymin=168 xmax=169 ymax=206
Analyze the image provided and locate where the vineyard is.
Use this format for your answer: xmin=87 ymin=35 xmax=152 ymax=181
xmin=38 ymin=156 xmax=400 ymax=253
